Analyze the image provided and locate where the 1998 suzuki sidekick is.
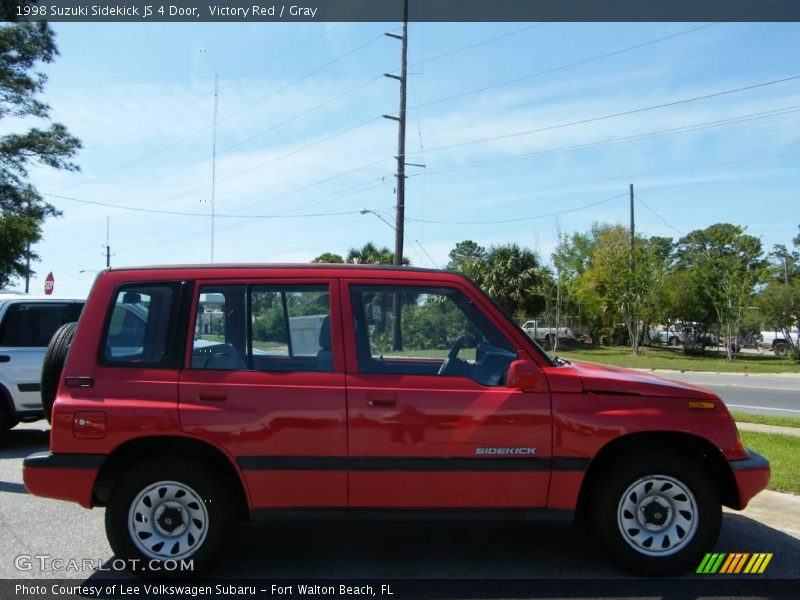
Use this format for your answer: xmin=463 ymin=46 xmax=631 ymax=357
xmin=23 ymin=264 xmax=770 ymax=576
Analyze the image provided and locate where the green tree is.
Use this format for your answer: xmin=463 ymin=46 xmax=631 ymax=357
xmin=758 ymin=281 xmax=800 ymax=359
xmin=312 ymin=252 xmax=344 ymax=264
xmin=674 ymin=223 xmax=767 ymax=360
xmin=474 ymin=244 xmax=551 ymax=319
xmin=446 ymin=240 xmax=486 ymax=279
xmin=0 ymin=21 xmax=82 ymax=287
xmin=580 ymin=225 xmax=666 ymax=355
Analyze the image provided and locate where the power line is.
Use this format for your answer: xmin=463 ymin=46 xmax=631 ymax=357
xmin=69 ymin=77 xmax=385 ymax=208
xmin=56 ymin=29 xmax=388 ymax=190
xmin=409 ymin=0 xmax=611 ymax=68
xmin=407 ymin=193 xmax=628 ymax=225
xmin=413 ymin=1 xmax=791 ymax=111
xmin=417 ymin=74 xmax=800 ymax=155
xmin=43 ymin=193 xmax=369 ymax=219
xmin=44 ymin=104 xmax=799 ymax=223
xmin=407 ymin=105 xmax=800 ymax=178
xmin=402 ymin=149 xmax=800 ymax=226
xmin=635 ymin=193 xmax=686 ymax=237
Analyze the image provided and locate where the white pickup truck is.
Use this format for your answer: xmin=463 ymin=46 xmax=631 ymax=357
xmin=759 ymin=329 xmax=799 ymax=357
xmin=521 ymin=320 xmax=576 ymax=346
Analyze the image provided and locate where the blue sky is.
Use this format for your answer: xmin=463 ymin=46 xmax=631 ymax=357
xmin=7 ymin=21 xmax=800 ymax=295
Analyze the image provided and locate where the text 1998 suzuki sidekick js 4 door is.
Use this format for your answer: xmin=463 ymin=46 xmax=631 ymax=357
xmin=23 ymin=264 xmax=770 ymax=577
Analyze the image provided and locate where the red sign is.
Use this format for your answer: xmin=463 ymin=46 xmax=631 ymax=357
xmin=44 ymin=272 xmax=54 ymax=295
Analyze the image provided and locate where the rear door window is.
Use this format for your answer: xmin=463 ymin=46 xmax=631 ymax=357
xmin=191 ymin=284 xmax=332 ymax=372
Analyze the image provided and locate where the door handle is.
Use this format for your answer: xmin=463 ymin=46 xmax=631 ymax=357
xmin=198 ymin=391 xmax=227 ymax=402
xmin=0 ymin=355 xmax=9 ymax=363
xmin=367 ymin=393 xmax=397 ymax=407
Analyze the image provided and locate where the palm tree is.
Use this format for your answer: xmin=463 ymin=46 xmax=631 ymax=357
xmin=346 ymin=242 xmax=409 ymax=265
xmin=476 ymin=244 xmax=552 ymax=318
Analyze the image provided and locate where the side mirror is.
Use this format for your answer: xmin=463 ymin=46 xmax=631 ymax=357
xmin=507 ymin=359 xmax=546 ymax=392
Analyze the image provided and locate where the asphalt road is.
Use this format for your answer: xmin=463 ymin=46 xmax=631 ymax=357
xmin=650 ymin=372 xmax=800 ymax=418
xmin=1 ymin=424 xmax=798 ymax=599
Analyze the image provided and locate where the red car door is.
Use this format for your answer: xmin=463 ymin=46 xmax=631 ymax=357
xmin=178 ymin=278 xmax=347 ymax=509
xmin=341 ymin=278 xmax=552 ymax=509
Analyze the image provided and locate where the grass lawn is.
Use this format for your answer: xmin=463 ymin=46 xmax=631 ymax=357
xmin=556 ymin=345 xmax=800 ymax=374
xmin=739 ymin=431 xmax=800 ymax=494
xmin=731 ymin=411 xmax=800 ymax=429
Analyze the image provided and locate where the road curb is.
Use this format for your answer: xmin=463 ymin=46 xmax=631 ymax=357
xmin=632 ymin=368 xmax=800 ymax=378
xmin=725 ymin=489 xmax=800 ymax=539
xmin=736 ymin=422 xmax=800 ymax=437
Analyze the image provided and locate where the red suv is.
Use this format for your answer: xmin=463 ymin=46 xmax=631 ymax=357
xmin=23 ymin=264 xmax=769 ymax=576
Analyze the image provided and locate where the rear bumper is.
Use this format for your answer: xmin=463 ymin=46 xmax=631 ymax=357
xmin=728 ymin=449 xmax=770 ymax=510
xmin=23 ymin=451 xmax=104 ymax=508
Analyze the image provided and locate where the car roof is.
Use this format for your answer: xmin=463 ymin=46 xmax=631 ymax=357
xmin=106 ymin=263 xmax=445 ymax=274
xmin=0 ymin=294 xmax=85 ymax=302
xmin=98 ymin=263 xmax=470 ymax=283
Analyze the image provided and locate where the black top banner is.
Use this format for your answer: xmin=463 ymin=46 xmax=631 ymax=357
xmin=4 ymin=0 xmax=800 ymax=23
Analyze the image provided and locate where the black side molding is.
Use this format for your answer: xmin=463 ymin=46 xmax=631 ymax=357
xmin=17 ymin=383 xmax=40 ymax=393
xmin=237 ymin=455 xmax=590 ymax=473
xmin=249 ymin=507 xmax=575 ymax=525
xmin=729 ymin=449 xmax=770 ymax=471
xmin=23 ymin=451 xmax=106 ymax=470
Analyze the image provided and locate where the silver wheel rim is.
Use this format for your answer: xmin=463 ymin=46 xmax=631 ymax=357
xmin=617 ymin=475 xmax=698 ymax=557
xmin=128 ymin=480 xmax=209 ymax=561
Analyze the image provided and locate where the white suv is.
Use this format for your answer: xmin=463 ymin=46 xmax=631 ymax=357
xmin=0 ymin=293 xmax=84 ymax=433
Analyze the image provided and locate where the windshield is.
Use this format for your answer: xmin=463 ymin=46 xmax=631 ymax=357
xmin=470 ymin=280 xmax=556 ymax=367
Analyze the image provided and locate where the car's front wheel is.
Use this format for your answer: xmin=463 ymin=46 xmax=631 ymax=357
xmin=592 ymin=453 xmax=721 ymax=576
xmin=105 ymin=458 xmax=236 ymax=578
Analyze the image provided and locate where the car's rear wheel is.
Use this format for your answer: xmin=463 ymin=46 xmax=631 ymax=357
xmin=774 ymin=342 xmax=789 ymax=357
xmin=40 ymin=322 xmax=77 ymax=424
xmin=105 ymin=458 xmax=235 ymax=578
xmin=592 ymin=453 xmax=721 ymax=576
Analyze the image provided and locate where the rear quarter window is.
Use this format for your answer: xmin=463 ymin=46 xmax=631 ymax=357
xmin=101 ymin=284 xmax=180 ymax=367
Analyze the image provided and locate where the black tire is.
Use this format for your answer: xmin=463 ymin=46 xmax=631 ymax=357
xmin=591 ymin=452 xmax=721 ymax=576
xmin=774 ymin=342 xmax=789 ymax=357
xmin=40 ymin=322 xmax=77 ymax=424
xmin=105 ymin=458 xmax=236 ymax=578
xmin=0 ymin=403 xmax=11 ymax=435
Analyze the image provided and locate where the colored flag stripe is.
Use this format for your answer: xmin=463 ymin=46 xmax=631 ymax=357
xmin=711 ymin=553 xmax=726 ymax=573
xmin=696 ymin=553 xmax=714 ymax=573
xmin=697 ymin=552 xmax=772 ymax=574
xmin=758 ymin=553 xmax=773 ymax=574
xmin=733 ymin=553 xmax=750 ymax=574
xmin=719 ymin=554 xmax=736 ymax=574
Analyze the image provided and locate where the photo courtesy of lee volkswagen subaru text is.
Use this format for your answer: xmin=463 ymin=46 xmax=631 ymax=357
xmin=22 ymin=264 xmax=770 ymax=577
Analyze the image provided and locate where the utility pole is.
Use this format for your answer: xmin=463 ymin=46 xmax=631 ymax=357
xmin=211 ymin=73 xmax=219 ymax=263
xmin=629 ymin=183 xmax=637 ymax=353
xmin=25 ymin=242 xmax=30 ymax=293
xmin=629 ymin=183 xmax=635 ymax=271
xmin=383 ymin=0 xmax=409 ymax=350
xmin=104 ymin=217 xmax=111 ymax=268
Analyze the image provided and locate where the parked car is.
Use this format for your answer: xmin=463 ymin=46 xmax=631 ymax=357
xmin=759 ymin=329 xmax=799 ymax=357
xmin=521 ymin=319 xmax=575 ymax=346
xmin=0 ymin=293 xmax=84 ymax=433
xmin=23 ymin=265 xmax=769 ymax=577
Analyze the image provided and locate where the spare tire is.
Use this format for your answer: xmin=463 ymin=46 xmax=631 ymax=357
xmin=41 ymin=322 xmax=77 ymax=424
